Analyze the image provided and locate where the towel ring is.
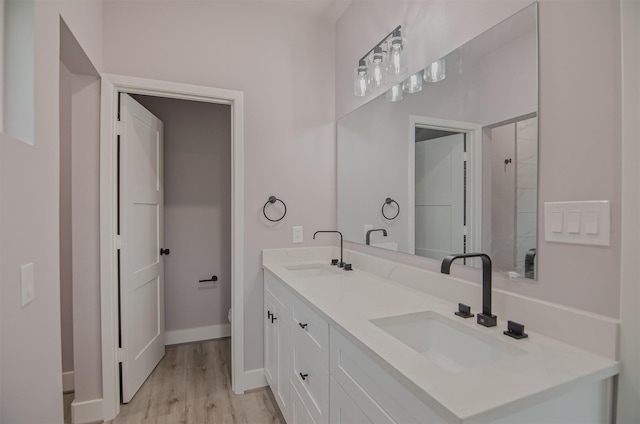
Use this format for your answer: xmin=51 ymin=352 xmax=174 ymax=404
xmin=382 ymin=198 xmax=400 ymax=220
xmin=263 ymin=196 xmax=287 ymax=222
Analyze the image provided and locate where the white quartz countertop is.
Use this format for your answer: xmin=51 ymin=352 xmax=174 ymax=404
xmin=262 ymin=258 xmax=620 ymax=423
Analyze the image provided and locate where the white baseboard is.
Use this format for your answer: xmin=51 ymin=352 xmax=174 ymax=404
xmin=62 ymin=371 xmax=75 ymax=392
xmin=71 ymin=398 xmax=102 ymax=424
xmin=243 ymin=368 xmax=267 ymax=392
xmin=164 ymin=323 xmax=231 ymax=345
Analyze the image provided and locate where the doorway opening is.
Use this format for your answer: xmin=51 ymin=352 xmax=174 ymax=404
xmin=100 ymin=75 xmax=245 ymax=421
xmin=59 ymin=17 xmax=102 ymax=423
xmin=483 ymin=114 xmax=538 ymax=278
xmin=408 ymin=116 xmax=483 ymax=264
xmin=117 ymin=93 xmax=232 ymax=403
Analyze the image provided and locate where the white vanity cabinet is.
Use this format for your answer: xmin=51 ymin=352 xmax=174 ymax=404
xmin=263 ymin=259 xmax=617 ymax=424
xmin=264 ymin=271 xmax=330 ymax=424
xmin=330 ymin=327 xmax=445 ymax=423
xmin=329 ymin=376 xmax=374 ymax=424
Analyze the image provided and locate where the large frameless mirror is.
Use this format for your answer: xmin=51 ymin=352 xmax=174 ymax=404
xmin=337 ymin=3 xmax=538 ymax=278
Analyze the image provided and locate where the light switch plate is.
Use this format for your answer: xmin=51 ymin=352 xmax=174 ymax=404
xmin=567 ymin=211 xmax=581 ymax=234
xmin=544 ymin=201 xmax=610 ymax=246
xmin=292 ymin=226 xmax=303 ymax=244
xmin=21 ymin=263 xmax=35 ymax=306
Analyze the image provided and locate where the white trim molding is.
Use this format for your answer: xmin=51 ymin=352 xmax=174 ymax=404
xmin=100 ymin=74 xmax=245 ymax=421
xmin=62 ymin=371 xmax=75 ymax=393
xmin=243 ymin=368 xmax=268 ymax=391
xmin=165 ymin=324 xmax=231 ymax=346
xmin=617 ymin=0 xmax=640 ymax=421
xmin=71 ymin=398 xmax=103 ymax=424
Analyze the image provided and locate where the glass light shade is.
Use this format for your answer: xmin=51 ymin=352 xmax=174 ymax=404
xmin=385 ymin=36 xmax=407 ymax=75
xmin=424 ymin=58 xmax=446 ymax=82
xmin=402 ymin=71 xmax=423 ymax=93
xmin=369 ymin=47 xmax=387 ymax=88
xmin=385 ymin=83 xmax=404 ymax=102
xmin=353 ymin=61 xmax=370 ymax=97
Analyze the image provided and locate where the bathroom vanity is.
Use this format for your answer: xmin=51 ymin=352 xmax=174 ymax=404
xmin=263 ymin=247 xmax=619 ymax=424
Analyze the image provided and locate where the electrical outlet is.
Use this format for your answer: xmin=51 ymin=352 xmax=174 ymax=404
xmin=293 ymin=226 xmax=303 ymax=244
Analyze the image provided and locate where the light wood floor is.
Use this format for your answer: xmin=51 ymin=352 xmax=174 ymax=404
xmin=65 ymin=338 xmax=284 ymax=424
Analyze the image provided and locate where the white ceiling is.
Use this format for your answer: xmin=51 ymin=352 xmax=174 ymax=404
xmin=104 ymin=0 xmax=352 ymax=23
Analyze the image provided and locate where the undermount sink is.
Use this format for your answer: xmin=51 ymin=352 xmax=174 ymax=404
xmin=284 ymin=263 xmax=343 ymax=278
xmin=370 ymin=311 xmax=525 ymax=372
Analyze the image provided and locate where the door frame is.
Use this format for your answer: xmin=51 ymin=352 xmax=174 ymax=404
xmin=99 ymin=73 xmax=245 ymax=420
xmin=408 ymin=116 xmax=483 ymax=256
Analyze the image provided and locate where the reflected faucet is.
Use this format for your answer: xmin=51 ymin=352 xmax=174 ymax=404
xmin=365 ymin=229 xmax=388 ymax=245
xmin=313 ymin=230 xmax=344 ymax=268
xmin=441 ymin=253 xmax=497 ymax=327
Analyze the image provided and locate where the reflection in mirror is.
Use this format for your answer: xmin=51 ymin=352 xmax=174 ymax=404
xmin=337 ymin=4 xmax=538 ymax=278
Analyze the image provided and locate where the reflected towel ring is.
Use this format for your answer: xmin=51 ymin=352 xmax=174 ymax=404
xmin=263 ymin=195 xmax=287 ymax=222
xmin=382 ymin=198 xmax=400 ymax=220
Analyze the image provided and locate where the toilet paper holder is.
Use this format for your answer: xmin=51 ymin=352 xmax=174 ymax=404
xmin=199 ymin=275 xmax=218 ymax=283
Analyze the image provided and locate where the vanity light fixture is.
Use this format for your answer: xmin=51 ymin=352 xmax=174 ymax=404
xmin=424 ymin=58 xmax=446 ymax=82
xmin=402 ymin=70 xmax=423 ymax=93
xmin=386 ymin=28 xmax=407 ymax=75
xmin=385 ymin=83 xmax=404 ymax=102
xmin=370 ymin=46 xmax=387 ymax=88
xmin=352 ymin=25 xmax=405 ymax=97
xmin=354 ymin=59 xmax=370 ymax=97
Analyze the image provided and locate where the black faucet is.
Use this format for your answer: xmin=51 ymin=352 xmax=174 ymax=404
xmin=441 ymin=253 xmax=497 ymax=327
xmin=313 ymin=230 xmax=344 ymax=268
xmin=365 ymin=229 xmax=387 ymax=245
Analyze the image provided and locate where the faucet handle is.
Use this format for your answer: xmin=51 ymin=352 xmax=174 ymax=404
xmin=331 ymin=259 xmax=339 ymax=266
xmin=477 ymin=313 xmax=497 ymax=327
xmin=343 ymin=263 xmax=353 ymax=271
xmin=454 ymin=303 xmax=474 ymax=319
xmin=503 ymin=320 xmax=528 ymax=339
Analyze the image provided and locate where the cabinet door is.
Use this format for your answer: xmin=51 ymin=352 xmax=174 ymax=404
xmin=330 ymin=377 xmax=373 ymax=424
xmin=264 ymin=293 xmax=290 ymax=421
xmin=264 ymin=295 xmax=277 ymax=387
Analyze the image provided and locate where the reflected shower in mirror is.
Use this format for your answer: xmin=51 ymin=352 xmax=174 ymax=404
xmin=337 ymin=4 xmax=538 ymax=278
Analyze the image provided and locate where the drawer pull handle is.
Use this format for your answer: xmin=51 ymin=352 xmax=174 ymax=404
xmin=271 ymin=315 xmax=277 ymax=323
xmin=299 ymin=323 xmax=308 ymax=329
xmin=299 ymin=372 xmax=308 ymax=381
xmin=267 ymin=311 xmax=272 ymax=319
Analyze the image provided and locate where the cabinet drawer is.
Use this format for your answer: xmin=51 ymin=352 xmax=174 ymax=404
xmin=330 ymin=327 xmax=445 ymax=423
xmin=291 ymin=295 xmax=329 ymax=357
xmin=291 ymin=340 xmax=329 ymax=424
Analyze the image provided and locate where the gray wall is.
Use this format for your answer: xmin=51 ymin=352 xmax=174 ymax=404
xmin=0 ymin=1 xmax=103 ymax=421
xmin=70 ymin=74 xmax=101 ymax=403
xmin=59 ymin=61 xmax=74 ymax=377
xmin=133 ymin=95 xmax=232 ymax=332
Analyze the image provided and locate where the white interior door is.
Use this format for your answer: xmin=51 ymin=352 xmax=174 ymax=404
xmin=119 ymin=93 xmax=165 ymax=403
xmin=415 ymin=133 xmax=465 ymax=260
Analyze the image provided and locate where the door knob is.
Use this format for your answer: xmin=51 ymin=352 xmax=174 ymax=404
xmin=160 ymin=248 xmax=170 ymax=256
